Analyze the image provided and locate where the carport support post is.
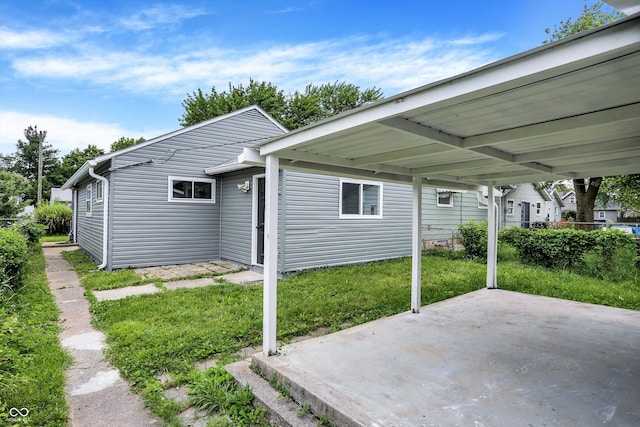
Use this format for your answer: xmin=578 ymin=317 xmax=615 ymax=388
xmin=486 ymin=183 xmax=498 ymax=289
xmin=411 ymin=176 xmax=422 ymax=313
xmin=263 ymin=154 xmax=279 ymax=355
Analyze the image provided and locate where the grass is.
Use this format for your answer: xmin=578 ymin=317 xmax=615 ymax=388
xmin=39 ymin=234 xmax=69 ymax=243
xmin=65 ymin=252 xmax=640 ymax=426
xmin=0 ymin=245 xmax=71 ymax=426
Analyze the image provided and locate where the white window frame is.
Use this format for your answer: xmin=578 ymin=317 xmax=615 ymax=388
xmin=168 ymin=176 xmax=216 ymax=203
xmin=86 ymin=184 xmax=92 ymax=217
xmin=95 ymin=180 xmax=103 ymax=202
xmin=339 ymin=178 xmax=383 ymax=219
xmin=536 ymin=201 xmax=542 ymax=216
xmin=436 ymin=191 xmax=454 ymax=208
xmin=598 ymin=211 xmax=606 ymax=219
xmin=506 ymin=199 xmax=515 ymax=216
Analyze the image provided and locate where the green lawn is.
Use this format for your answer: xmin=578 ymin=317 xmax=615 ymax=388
xmin=65 ymin=251 xmax=639 ymax=426
xmin=0 ymin=245 xmax=71 ymax=426
xmin=39 ymin=234 xmax=70 ymax=243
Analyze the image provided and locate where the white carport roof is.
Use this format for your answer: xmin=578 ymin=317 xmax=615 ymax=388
xmin=253 ymin=12 xmax=640 ymax=356
xmin=247 ymin=13 xmax=640 ymax=188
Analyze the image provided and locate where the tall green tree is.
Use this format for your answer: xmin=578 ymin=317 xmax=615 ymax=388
xmin=10 ymin=126 xmax=60 ymax=204
xmin=543 ymin=1 xmax=625 ymax=229
xmin=110 ymin=136 xmax=146 ymax=153
xmin=597 ymin=175 xmax=640 ymax=216
xmin=0 ymin=171 xmax=30 ymax=217
xmin=180 ymin=79 xmax=383 ymax=130
xmin=56 ymin=145 xmax=106 ymax=182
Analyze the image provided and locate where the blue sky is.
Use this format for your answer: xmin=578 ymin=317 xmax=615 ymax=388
xmin=0 ymin=0 xmax=617 ymax=156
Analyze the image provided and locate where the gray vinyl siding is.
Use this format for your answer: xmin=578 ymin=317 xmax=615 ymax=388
xmin=421 ymin=189 xmax=488 ymax=242
xmin=75 ymin=165 xmax=111 ymax=264
xmin=502 ymin=184 xmax=548 ymax=228
xmin=106 ymin=109 xmax=285 ymax=270
xmin=281 ymin=171 xmax=413 ymax=272
xmin=219 ymin=169 xmax=258 ymax=266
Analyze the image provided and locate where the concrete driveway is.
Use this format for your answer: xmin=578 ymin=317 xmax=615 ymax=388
xmin=252 ymin=289 xmax=640 ymax=426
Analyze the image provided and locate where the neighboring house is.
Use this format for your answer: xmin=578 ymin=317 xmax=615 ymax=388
xmin=560 ymin=190 xmax=577 ymax=219
xmin=594 ymin=202 xmax=620 ymax=223
xmin=500 ymin=184 xmax=563 ymax=228
xmin=50 ymin=187 xmax=73 ymax=206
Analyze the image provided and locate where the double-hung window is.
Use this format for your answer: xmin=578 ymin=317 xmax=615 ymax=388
xmin=340 ymin=179 xmax=382 ymax=218
xmin=536 ymin=202 xmax=542 ymax=215
xmin=168 ymin=176 xmax=216 ymax=203
xmin=95 ymin=180 xmax=103 ymax=202
xmin=506 ymin=199 xmax=514 ymax=216
xmin=437 ymin=191 xmax=453 ymax=207
xmin=86 ymin=184 xmax=92 ymax=216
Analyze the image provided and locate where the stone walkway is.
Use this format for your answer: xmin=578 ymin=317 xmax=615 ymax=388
xmin=44 ymin=244 xmax=159 ymax=426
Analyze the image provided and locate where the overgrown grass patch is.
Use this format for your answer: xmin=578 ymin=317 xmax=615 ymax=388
xmin=40 ymin=234 xmax=69 ymax=243
xmin=76 ymin=253 xmax=639 ymax=425
xmin=0 ymin=245 xmax=71 ymax=426
xmin=62 ymin=249 xmax=148 ymax=291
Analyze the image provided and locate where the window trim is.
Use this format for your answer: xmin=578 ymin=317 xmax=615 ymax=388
xmin=436 ymin=191 xmax=454 ymax=208
xmin=506 ymin=199 xmax=515 ymax=216
xmin=86 ymin=184 xmax=92 ymax=217
xmin=95 ymin=180 xmax=103 ymax=202
xmin=536 ymin=201 xmax=542 ymax=216
xmin=597 ymin=211 xmax=606 ymax=219
xmin=339 ymin=178 xmax=383 ymax=219
xmin=168 ymin=176 xmax=216 ymax=203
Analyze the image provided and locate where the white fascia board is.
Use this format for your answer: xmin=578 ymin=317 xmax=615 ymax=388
xmin=259 ymin=15 xmax=640 ymax=157
xmin=238 ymin=147 xmax=266 ymax=166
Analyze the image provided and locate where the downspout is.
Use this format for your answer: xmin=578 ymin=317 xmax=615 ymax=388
xmin=88 ymin=163 xmax=109 ymax=270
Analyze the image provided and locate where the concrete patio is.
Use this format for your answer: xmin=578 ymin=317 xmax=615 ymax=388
xmin=248 ymin=290 xmax=640 ymax=426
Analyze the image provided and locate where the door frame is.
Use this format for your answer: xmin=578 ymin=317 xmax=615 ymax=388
xmin=251 ymin=174 xmax=266 ymax=266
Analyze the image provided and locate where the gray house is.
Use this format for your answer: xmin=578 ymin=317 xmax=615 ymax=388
xmin=63 ymin=105 xmax=497 ymax=272
xmin=500 ymin=184 xmax=564 ymax=228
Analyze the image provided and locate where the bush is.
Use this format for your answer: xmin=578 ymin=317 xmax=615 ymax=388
xmin=0 ymin=228 xmax=29 ymax=294
xmin=499 ymin=226 xmax=637 ymax=281
xmin=34 ymin=202 xmax=72 ymax=235
xmin=458 ymin=220 xmax=487 ymax=259
xmin=16 ymin=220 xmax=45 ymax=243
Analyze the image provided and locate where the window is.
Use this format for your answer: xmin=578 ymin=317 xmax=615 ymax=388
xmin=95 ymin=180 xmax=103 ymax=202
xmin=340 ymin=179 xmax=382 ymax=218
xmin=598 ymin=211 xmax=606 ymax=219
xmin=506 ymin=199 xmax=514 ymax=216
xmin=86 ymin=184 xmax=92 ymax=216
xmin=437 ymin=191 xmax=453 ymax=207
xmin=536 ymin=202 xmax=542 ymax=215
xmin=168 ymin=176 xmax=216 ymax=203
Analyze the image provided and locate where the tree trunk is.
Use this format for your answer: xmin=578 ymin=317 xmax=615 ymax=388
xmin=574 ymin=177 xmax=602 ymax=230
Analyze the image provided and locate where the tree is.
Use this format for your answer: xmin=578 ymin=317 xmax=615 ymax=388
xmin=110 ymin=136 xmax=146 ymax=153
xmin=180 ymin=79 xmax=287 ymax=127
xmin=56 ymin=145 xmax=106 ymax=182
xmin=598 ymin=175 xmax=640 ymax=216
xmin=0 ymin=171 xmax=30 ymax=217
xmin=543 ymin=1 xmax=624 ymax=229
xmin=10 ymin=126 xmax=59 ymax=205
xmin=180 ymin=79 xmax=383 ymax=130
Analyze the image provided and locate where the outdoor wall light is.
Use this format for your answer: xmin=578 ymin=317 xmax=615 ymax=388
xmin=237 ymin=181 xmax=251 ymax=193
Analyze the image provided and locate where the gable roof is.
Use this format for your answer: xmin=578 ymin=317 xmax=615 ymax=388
xmin=248 ymin=13 xmax=640 ymax=189
xmin=62 ymin=106 xmax=286 ymax=190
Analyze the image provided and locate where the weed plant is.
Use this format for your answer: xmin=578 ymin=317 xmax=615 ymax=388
xmin=0 ymin=245 xmax=71 ymax=426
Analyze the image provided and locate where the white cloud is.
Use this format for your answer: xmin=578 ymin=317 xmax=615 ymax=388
xmin=0 ymin=26 xmax=71 ymax=49
xmin=119 ymin=4 xmax=208 ymax=31
xmin=0 ymin=111 xmax=166 ymax=155
xmin=9 ymin=33 xmax=502 ymax=97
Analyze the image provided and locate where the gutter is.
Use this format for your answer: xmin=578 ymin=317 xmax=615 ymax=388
xmin=88 ymin=162 xmax=109 ymax=270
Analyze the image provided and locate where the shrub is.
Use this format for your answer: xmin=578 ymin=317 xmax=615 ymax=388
xmin=499 ymin=226 xmax=637 ymax=281
xmin=16 ymin=220 xmax=46 ymax=243
xmin=0 ymin=227 xmax=29 ymax=294
xmin=458 ymin=220 xmax=487 ymax=259
xmin=34 ymin=202 xmax=72 ymax=235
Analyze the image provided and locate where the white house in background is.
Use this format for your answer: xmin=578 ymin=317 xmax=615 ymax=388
xmin=561 ymin=190 xmax=577 ymax=219
xmin=501 ymin=184 xmax=564 ymax=228
xmin=50 ymin=187 xmax=73 ymax=206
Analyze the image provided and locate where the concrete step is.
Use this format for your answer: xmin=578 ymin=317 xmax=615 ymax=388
xmin=225 ymin=359 xmax=318 ymax=427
